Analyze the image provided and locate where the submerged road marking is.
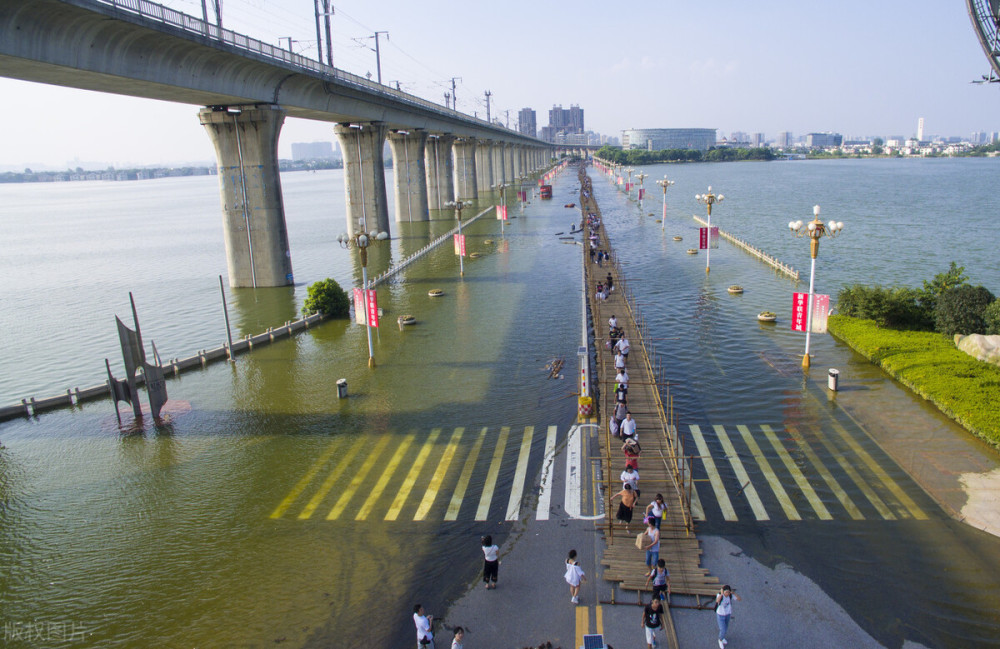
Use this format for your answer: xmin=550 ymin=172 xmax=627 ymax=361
xmin=325 ymin=434 xmax=392 ymax=520
xmin=446 ymin=427 xmax=487 ymax=521
xmin=476 ymin=427 xmax=510 ymax=521
xmin=386 ymin=428 xmax=441 ymax=521
xmin=414 ymin=427 xmax=464 ymax=521
xmin=506 ymin=426 xmax=535 ymax=521
xmin=536 ymin=425 xmax=558 ymax=521
xmin=811 ymin=424 xmax=894 ymax=520
xmin=738 ymin=424 xmax=800 ymax=520
xmin=761 ymin=424 xmax=832 ymax=520
xmin=715 ymin=425 xmax=769 ymax=521
xmin=269 ymin=437 xmax=343 ymax=519
xmin=297 ymin=437 xmax=367 ymax=520
xmin=356 ymin=432 xmax=416 ymax=520
xmin=784 ymin=424 xmax=863 ymax=520
xmin=689 ymin=425 xmax=737 ymax=521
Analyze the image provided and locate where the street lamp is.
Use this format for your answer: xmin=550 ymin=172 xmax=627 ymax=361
xmin=789 ymin=205 xmax=844 ymax=369
xmin=445 ymin=199 xmax=469 ymax=276
xmin=656 ymin=176 xmax=674 ymax=232
xmin=626 ymin=167 xmax=634 ymax=198
xmin=695 ymin=187 xmax=724 ymax=274
xmin=492 ymin=182 xmax=509 ymax=235
xmin=636 ymin=170 xmax=647 ymax=207
xmin=337 ymin=229 xmax=389 ymax=368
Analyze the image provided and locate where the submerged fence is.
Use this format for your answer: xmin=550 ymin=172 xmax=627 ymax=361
xmin=692 ymin=215 xmax=800 ymax=280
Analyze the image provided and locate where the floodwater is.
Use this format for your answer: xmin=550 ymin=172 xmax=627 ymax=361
xmin=1 ymin=158 xmax=999 ymax=647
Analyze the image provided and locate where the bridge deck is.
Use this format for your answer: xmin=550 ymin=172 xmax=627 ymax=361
xmin=578 ymin=166 xmax=720 ymax=621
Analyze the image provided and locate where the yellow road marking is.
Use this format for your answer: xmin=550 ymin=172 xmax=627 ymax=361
xmin=476 ymin=426 xmax=510 ymax=521
xmin=269 ymin=437 xmax=343 ymax=519
xmin=356 ymin=432 xmax=416 ymax=520
xmin=575 ymin=606 xmax=588 ymax=649
xmin=297 ymin=437 xmax=367 ymax=520
xmin=505 ymin=426 xmax=535 ymax=520
xmin=446 ymin=427 xmax=487 ymax=521
xmin=715 ymin=425 xmax=769 ymax=521
xmin=829 ymin=420 xmax=928 ymax=520
xmin=414 ymin=427 xmax=464 ymax=521
xmin=596 ymin=605 xmax=603 ymax=634
xmin=325 ymin=435 xmax=392 ymax=520
xmin=737 ymin=424 xmax=800 ymax=520
xmin=761 ymin=425 xmax=832 ymax=520
xmin=689 ymin=425 xmax=737 ymax=521
xmin=810 ymin=424 xmax=894 ymax=519
xmin=386 ymin=428 xmax=441 ymax=521
xmin=784 ymin=424 xmax=863 ymax=520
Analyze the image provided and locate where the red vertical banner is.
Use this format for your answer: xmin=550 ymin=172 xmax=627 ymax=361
xmin=453 ymin=233 xmax=466 ymax=256
xmin=638 ymin=188 xmax=645 ymax=200
xmin=709 ymin=226 xmax=719 ymax=249
xmin=811 ymin=294 xmax=830 ymax=333
xmin=366 ymin=289 xmax=379 ymax=328
xmin=496 ymin=205 xmax=508 ymax=220
xmin=791 ymin=292 xmax=809 ymax=332
xmin=699 ymin=227 xmax=708 ymax=249
xmin=352 ymin=288 xmax=366 ymax=325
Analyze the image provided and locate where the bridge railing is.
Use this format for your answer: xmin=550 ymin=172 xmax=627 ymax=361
xmin=94 ymin=0 xmax=528 ymax=138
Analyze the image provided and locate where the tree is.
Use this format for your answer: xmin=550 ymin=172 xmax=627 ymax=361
xmin=919 ymin=262 xmax=968 ymax=315
xmin=302 ymin=278 xmax=350 ymax=317
xmin=934 ymin=284 xmax=996 ymax=336
xmin=984 ymin=299 xmax=1000 ymax=335
xmin=871 ymin=137 xmax=884 ymax=155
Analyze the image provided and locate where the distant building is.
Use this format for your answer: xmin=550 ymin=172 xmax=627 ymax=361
xmin=518 ymin=108 xmax=537 ymax=138
xmin=751 ymin=133 xmax=765 ymax=147
xmin=620 ymin=128 xmax=716 ymax=151
xmin=291 ymin=141 xmax=337 ymax=161
xmin=548 ymin=105 xmax=585 ymax=134
xmin=777 ymin=131 xmax=793 ymax=148
xmin=917 ymin=117 xmax=925 ymax=142
xmin=805 ymin=132 xmax=843 ymax=148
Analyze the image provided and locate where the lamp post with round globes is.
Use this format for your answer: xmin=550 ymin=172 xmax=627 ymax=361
xmin=788 ymin=205 xmax=844 ymax=369
xmin=445 ymin=199 xmax=469 ymax=276
xmin=626 ymin=167 xmax=634 ymax=198
xmin=635 ymin=170 xmax=647 ymax=207
xmin=656 ymin=176 xmax=674 ymax=232
xmin=695 ymin=187 xmax=724 ymax=274
xmin=337 ymin=229 xmax=388 ymax=368
xmin=492 ymin=182 xmax=509 ymax=235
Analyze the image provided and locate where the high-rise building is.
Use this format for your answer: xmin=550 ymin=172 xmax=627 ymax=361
xmin=917 ymin=117 xmax=925 ymax=141
xmin=777 ymin=131 xmax=792 ymax=148
xmin=547 ymin=105 xmax=585 ymax=133
xmin=518 ymin=108 xmax=537 ymax=138
xmin=805 ymin=132 xmax=842 ymax=148
xmin=620 ymin=128 xmax=716 ymax=151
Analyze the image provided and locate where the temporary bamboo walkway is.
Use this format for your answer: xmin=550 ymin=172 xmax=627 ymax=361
xmin=579 ymin=165 xmax=721 ymax=626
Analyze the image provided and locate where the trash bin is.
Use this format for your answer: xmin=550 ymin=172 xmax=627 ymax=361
xmin=828 ymin=369 xmax=840 ymax=391
xmin=336 ymin=378 xmax=348 ymax=399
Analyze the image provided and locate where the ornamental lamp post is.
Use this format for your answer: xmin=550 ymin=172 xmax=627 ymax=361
xmin=337 ymin=229 xmax=389 ymax=368
xmin=445 ymin=199 xmax=469 ymax=276
xmin=695 ymin=186 xmax=724 ymax=274
xmin=656 ymin=176 xmax=674 ymax=232
xmin=492 ymin=182 xmax=508 ymax=235
xmin=626 ymin=167 xmax=634 ymax=198
xmin=788 ymin=205 xmax=844 ymax=369
xmin=635 ymin=170 xmax=647 ymax=207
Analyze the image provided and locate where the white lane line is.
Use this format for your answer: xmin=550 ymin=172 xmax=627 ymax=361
xmin=536 ymin=425 xmax=558 ymax=521
xmin=738 ymin=424 xmax=800 ymax=520
xmin=506 ymin=426 xmax=535 ymax=521
xmin=761 ymin=425 xmax=832 ymax=520
xmin=714 ymin=424 xmax=769 ymax=521
xmin=689 ymin=425 xmax=737 ymax=521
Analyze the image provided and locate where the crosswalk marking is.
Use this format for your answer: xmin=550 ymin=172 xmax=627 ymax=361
xmin=738 ymin=424 xmax=800 ymax=520
xmin=357 ymin=433 xmax=416 ymax=520
xmin=326 ymin=435 xmax=392 ymax=520
xmin=715 ymin=424 xmax=770 ymax=521
xmin=536 ymin=426 xmax=558 ymax=521
xmin=446 ymin=427 xmax=487 ymax=521
xmin=761 ymin=425 xmax=832 ymax=520
xmin=298 ymin=437 xmax=367 ymax=520
xmin=415 ymin=427 xmax=464 ymax=521
xmin=386 ymin=428 xmax=441 ymax=521
xmin=269 ymin=438 xmax=343 ymax=519
xmin=506 ymin=426 xmax=535 ymax=520
xmin=810 ymin=423 xmax=895 ymax=519
xmin=783 ymin=424 xmax=863 ymax=520
xmin=477 ymin=427 xmax=510 ymax=520
xmin=689 ymin=425 xmax=737 ymax=521
xmin=829 ymin=420 xmax=928 ymax=520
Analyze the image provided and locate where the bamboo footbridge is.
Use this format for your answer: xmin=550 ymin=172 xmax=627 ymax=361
xmin=577 ymin=165 xmax=721 ymax=629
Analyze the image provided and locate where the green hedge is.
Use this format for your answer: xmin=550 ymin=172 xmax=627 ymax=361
xmin=827 ymin=315 xmax=1000 ymax=449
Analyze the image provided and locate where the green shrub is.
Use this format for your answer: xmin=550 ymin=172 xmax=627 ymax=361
xmin=302 ymin=278 xmax=350 ymax=317
xmin=836 ymin=284 xmax=929 ymax=329
xmin=933 ymin=284 xmax=996 ymax=336
xmin=918 ymin=261 xmax=968 ymax=315
xmin=986 ymin=299 xmax=1000 ymax=335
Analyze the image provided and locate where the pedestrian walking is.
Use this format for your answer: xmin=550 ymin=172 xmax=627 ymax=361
xmin=609 ymin=415 xmax=621 ymax=439
xmin=564 ymin=549 xmax=587 ymax=604
xmin=615 ymin=336 xmax=631 ymax=359
xmin=622 ymin=437 xmax=641 ymax=470
xmin=413 ymin=604 xmax=434 ymax=648
xmin=621 ymin=465 xmax=640 ymax=492
xmin=613 ymin=401 xmax=628 ymax=427
xmin=606 ymin=272 xmax=614 ymax=292
xmin=597 ymin=251 xmax=603 ymax=267
xmin=451 ymin=626 xmax=464 ymax=649
xmin=645 ymin=558 xmax=670 ymax=601
xmin=641 ymin=516 xmax=660 ymax=570
xmin=610 ymin=483 xmax=637 ymax=530
xmin=614 ymin=351 xmax=626 ymax=371
xmin=620 ymin=412 xmax=637 ymax=440
xmin=644 ymin=494 xmax=666 ymax=530
xmin=715 ymin=585 xmax=742 ymax=647
xmin=615 ymin=369 xmax=629 ymax=390
xmin=481 ymin=535 xmax=499 ymax=589
xmin=608 ymin=315 xmax=618 ymax=333
xmin=642 ymin=597 xmax=664 ymax=649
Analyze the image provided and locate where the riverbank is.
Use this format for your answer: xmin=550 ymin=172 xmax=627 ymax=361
xmin=827 ymin=315 xmax=1000 ymax=449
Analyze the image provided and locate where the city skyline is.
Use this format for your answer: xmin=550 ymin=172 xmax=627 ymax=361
xmin=1 ymin=0 xmax=998 ymax=169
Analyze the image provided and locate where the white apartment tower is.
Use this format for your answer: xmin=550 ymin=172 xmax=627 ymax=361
xmin=917 ymin=117 xmax=925 ymax=142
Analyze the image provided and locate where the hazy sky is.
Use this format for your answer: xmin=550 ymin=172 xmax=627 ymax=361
xmin=2 ymin=0 xmax=998 ymax=169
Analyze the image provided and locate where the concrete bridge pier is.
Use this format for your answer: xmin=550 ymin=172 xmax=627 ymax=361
xmin=199 ymin=104 xmax=293 ymax=288
xmin=453 ymin=137 xmax=478 ymax=201
xmin=425 ymin=134 xmax=455 ymax=211
xmin=475 ymin=140 xmax=494 ymax=195
xmin=503 ymin=143 xmax=515 ymax=184
xmin=491 ymin=143 xmax=506 ymax=188
xmin=335 ymin=122 xmax=390 ymax=236
xmin=388 ymin=129 xmax=429 ymax=223
xmin=512 ymin=145 xmax=524 ymax=180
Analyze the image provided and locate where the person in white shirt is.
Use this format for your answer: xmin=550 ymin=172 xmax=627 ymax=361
xmin=715 ymin=585 xmax=742 ymax=648
xmin=620 ymin=412 xmax=637 ymax=440
xmin=481 ymin=535 xmax=499 ymax=589
xmin=621 ymin=465 xmax=640 ymax=492
xmin=615 ymin=369 xmax=629 ymax=390
xmin=608 ymin=315 xmax=618 ymax=331
xmin=615 ymin=337 xmax=631 ymax=358
xmin=614 ymin=352 xmax=626 ymax=371
xmin=413 ymin=604 xmax=434 ymax=647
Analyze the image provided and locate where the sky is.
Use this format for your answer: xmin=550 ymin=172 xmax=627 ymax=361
xmin=2 ymin=0 xmax=999 ymax=169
